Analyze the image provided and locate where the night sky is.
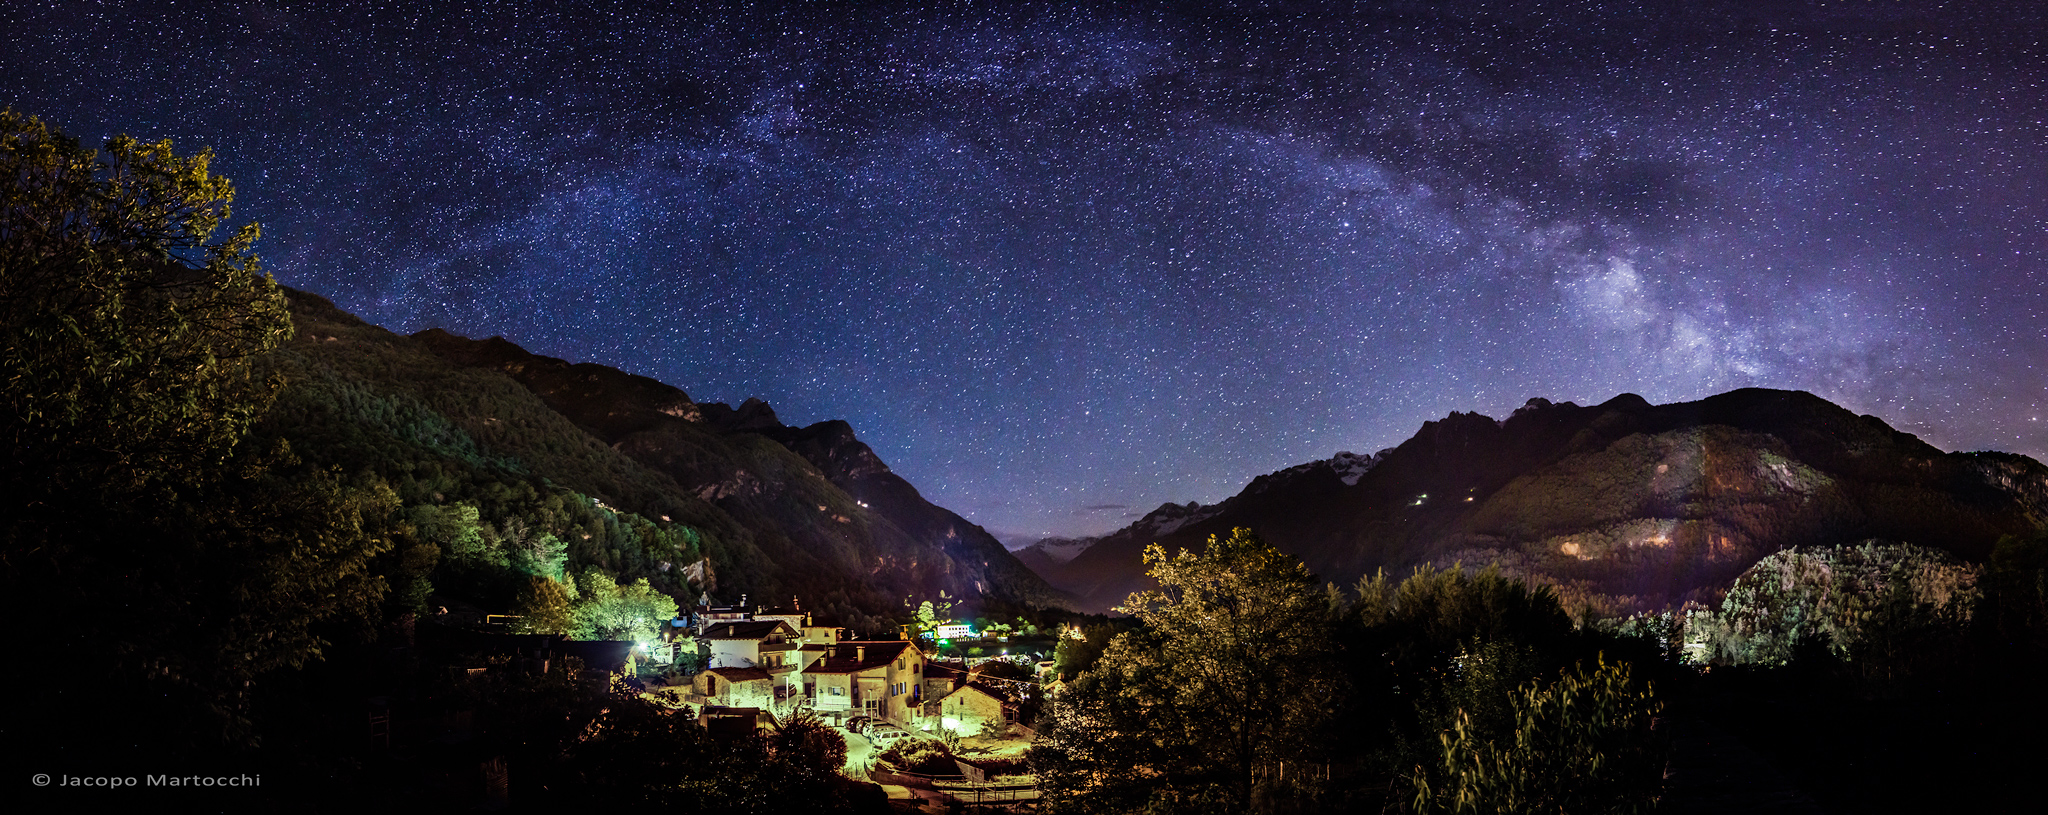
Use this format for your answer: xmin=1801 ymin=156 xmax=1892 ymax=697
xmin=8 ymin=1 xmax=2047 ymax=544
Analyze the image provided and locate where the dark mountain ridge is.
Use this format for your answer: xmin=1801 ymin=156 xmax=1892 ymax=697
xmin=1035 ymin=389 xmax=2048 ymax=613
xmin=275 ymin=288 xmax=1066 ymax=623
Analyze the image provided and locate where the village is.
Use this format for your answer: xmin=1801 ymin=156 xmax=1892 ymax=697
xmin=577 ymin=595 xmax=1055 ymax=809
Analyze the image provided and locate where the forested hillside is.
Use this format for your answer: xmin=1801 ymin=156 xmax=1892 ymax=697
xmin=261 ymin=288 xmax=1065 ymax=634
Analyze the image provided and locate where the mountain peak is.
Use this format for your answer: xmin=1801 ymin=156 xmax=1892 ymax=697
xmin=701 ymin=397 xmax=782 ymax=432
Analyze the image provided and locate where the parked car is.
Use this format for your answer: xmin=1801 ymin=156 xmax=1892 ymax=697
xmin=845 ymin=715 xmax=872 ymax=734
xmin=867 ymin=724 xmax=918 ymax=748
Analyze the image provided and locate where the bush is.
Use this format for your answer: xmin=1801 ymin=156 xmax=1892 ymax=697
xmin=1410 ymin=656 xmax=1663 ymax=814
xmin=880 ymin=737 xmax=956 ymax=775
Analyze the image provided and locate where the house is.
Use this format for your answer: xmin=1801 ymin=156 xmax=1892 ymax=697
xmin=751 ymin=601 xmax=809 ymax=632
xmin=701 ymin=620 xmax=807 ymax=710
xmin=692 ymin=595 xmax=845 ymax=645
xmin=694 ymin=666 xmax=777 ymax=710
xmin=703 ymin=620 xmax=802 ymax=670
xmin=922 ymin=661 xmax=968 ymax=701
xmin=753 ymin=602 xmax=847 ymax=646
xmin=801 ymin=640 xmax=925 ymax=727
xmin=694 ymin=594 xmax=755 ymax=634
xmin=801 ymin=618 xmax=846 ymax=646
xmin=935 ymin=683 xmax=1014 ymax=737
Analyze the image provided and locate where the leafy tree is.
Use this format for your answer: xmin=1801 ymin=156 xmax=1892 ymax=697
xmin=0 ymin=110 xmax=390 ymax=749
xmin=569 ymin=568 xmax=680 ymax=641
xmin=546 ymin=695 xmax=881 ymax=812
xmin=880 ymin=736 xmax=957 ymax=774
xmin=1350 ymin=562 xmax=1574 ymax=659
xmin=1410 ymin=656 xmax=1664 ymax=815
xmin=513 ymin=530 xmax=569 ymax=580
xmin=513 ymin=575 xmax=576 ymax=635
xmin=771 ymin=710 xmax=849 ymax=772
xmin=0 ymin=108 xmax=287 ymax=507
xmin=383 ymin=537 xmax=441 ymax=619
xmin=1295 ymin=561 xmax=1614 ymax=809
xmin=410 ymin=503 xmax=493 ymax=565
xmin=1052 ymin=621 xmax=1120 ymax=680
xmin=1034 ymin=528 xmax=1345 ymax=814
xmin=1690 ymin=542 xmax=1979 ymax=666
xmin=1979 ymin=530 xmax=2048 ymax=654
xmin=904 ymin=591 xmax=956 ymax=642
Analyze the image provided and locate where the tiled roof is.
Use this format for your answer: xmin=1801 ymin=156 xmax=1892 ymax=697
xmin=706 ymin=666 xmax=773 ymax=682
xmin=802 ymin=640 xmax=918 ymax=674
xmin=946 ymin=682 xmax=1012 ymax=704
xmin=702 ymin=620 xmax=795 ymax=640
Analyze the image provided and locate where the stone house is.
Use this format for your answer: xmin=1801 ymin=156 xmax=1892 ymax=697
xmin=935 ymin=683 xmax=1014 ymax=737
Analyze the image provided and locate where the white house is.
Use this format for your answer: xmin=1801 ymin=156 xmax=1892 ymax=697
xmin=703 ymin=620 xmax=802 ymax=670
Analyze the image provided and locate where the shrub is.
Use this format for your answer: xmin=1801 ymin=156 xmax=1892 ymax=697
xmin=880 ymin=737 xmax=956 ymax=775
xmin=1411 ymin=656 xmax=1663 ymax=814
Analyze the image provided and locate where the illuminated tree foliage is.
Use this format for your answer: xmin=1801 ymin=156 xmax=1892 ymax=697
xmin=567 ymin=567 xmax=680 ymax=641
xmin=1410 ymin=656 xmax=1663 ymax=815
xmin=0 ymin=108 xmax=287 ymax=504
xmin=1686 ymin=541 xmax=1980 ymax=667
xmin=1034 ymin=527 xmax=1346 ymax=814
xmin=1051 ymin=620 xmax=1121 ymax=680
xmin=512 ymin=574 xmax=576 ymax=635
xmin=0 ymin=110 xmax=389 ymax=747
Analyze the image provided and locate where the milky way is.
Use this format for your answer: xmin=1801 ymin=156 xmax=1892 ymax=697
xmin=9 ymin=1 xmax=2047 ymax=543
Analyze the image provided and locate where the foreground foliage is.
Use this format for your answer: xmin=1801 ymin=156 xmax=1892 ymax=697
xmin=1033 ymin=528 xmax=1345 ymax=813
xmin=0 ymin=109 xmax=391 ymax=747
xmin=1411 ymin=656 xmax=1662 ymax=815
xmin=1033 ymin=529 xmax=1667 ymax=814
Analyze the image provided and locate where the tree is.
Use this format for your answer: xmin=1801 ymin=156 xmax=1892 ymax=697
xmin=904 ymin=591 xmax=956 ymax=642
xmin=514 ymin=575 xmax=576 ymax=635
xmin=0 ymin=110 xmax=390 ymax=751
xmin=1033 ymin=528 xmax=1345 ymax=814
xmin=0 ymin=108 xmax=287 ymax=510
xmin=546 ymin=695 xmax=881 ymax=812
xmin=1052 ymin=621 xmax=1120 ymax=680
xmin=772 ymin=709 xmax=849 ymax=772
xmin=569 ymin=568 xmax=680 ymax=641
xmin=1692 ymin=542 xmax=1980 ymax=666
xmin=1410 ymin=656 xmax=1663 ymax=815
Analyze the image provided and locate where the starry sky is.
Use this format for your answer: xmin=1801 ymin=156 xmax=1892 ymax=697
xmin=8 ymin=1 xmax=2047 ymax=544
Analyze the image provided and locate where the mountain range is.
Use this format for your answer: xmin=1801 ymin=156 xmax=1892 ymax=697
xmin=1020 ymin=391 xmax=2048 ymax=614
xmin=266 ymin=288 xmax=1066 ymax=628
